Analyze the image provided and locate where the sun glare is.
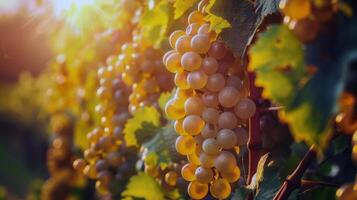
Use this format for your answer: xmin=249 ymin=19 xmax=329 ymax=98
xmin=53 ymin=0 xmax=95 ymax=16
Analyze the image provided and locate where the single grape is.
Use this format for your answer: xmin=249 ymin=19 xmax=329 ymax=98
xmin=195 ymin=167 xmax=214 ymax=184
xmin=187 ymin=70 xmax=208 ymax=89
xmin=165 ymin=52 xmax=183 ymax=73
xmin=202 ymin=92 xmax=219 ymax=108
xmin=202 ymin=138 xmax=220 ymax=155
xmin=217 ymin=129 xmax=238 ymax=149
xmin=208 ymin=40 xmax=227 ymax=60
xmin=187 ymin=181 xmax=208 ymax=199
xmin=165 ymin=171 xmax=179 ymax=186
xmin=183 ymin=115 xmax=205 ymax=135
xmin=181 ymin=51 xmax=202 ymax=71
xmin=169 ymin=30 xmax=185 ymax=49
xmin=175 ymin=35 xmax=192 ymax=54
xmin=175 ymin=135 xmax=196 ymax=155
xmin=234 ymin=98 xmax=256 ymax=119
xmin=181 ymin=163 xmax=198 ymax=181
xmin=188 ymin=10 xmax=205 ymax=24
xmin=201 ymin=57 xmax=219 ymax=75
xmin=175 ymin=88 xmax=195 ymax=100
xmin=202 ymin=107 xmax=220 ymax=124
xmin=218 ymin=86 xmax=240 ymax=108
xmin=218 ymin=112 xmax=237 ymax=129
xmin=226 ymin=75 xmax=243 ymax=90
xmin=191 ymin=34 xmax=210 ymax=54
xmin=206 ymin=73 xmax=226 ymax=92
xmin=214 ymin=151 xmax=237 ymax=173
xmin=198 ymin=23 xmax=217 ymax=41
xmin=185 ymin=96 xmax=205 ymax=116
xmin=210 ymin=178 xmax=231 ymax=199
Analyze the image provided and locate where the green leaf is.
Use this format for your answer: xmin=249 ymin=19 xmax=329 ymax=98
xmin=173 ymin=0 xmax=199 ymax=19
xmin=124 ymin=107 xmax=160 ymax=147
xmin=122 ymin=172 xmax=165 ymax=200
xmin=205 ymin=0 xmax=231 ymax=34
xmin=139 ymin=0 xmax=171 ymax=47
xmin=142 ymin=123 xmax=184 ymax=168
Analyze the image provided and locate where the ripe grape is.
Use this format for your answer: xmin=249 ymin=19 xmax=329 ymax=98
xmin=188 ymin=11 xmax=205 ymax=24
xmin=165 ymin=171 xmax=179 ymax=186
xmin=174 ymin=119 xmax=188 ymax=135
xmin=234 ymin=97 xmax=256 ymax=119
xmin=175 ymin=35 xmax=193 ymax=54
xmin=165 ymin=98 xmax=185 ymax=120
xmin=188 ymin=152 xmax=201 ymax=165
xmin=217 ymin=129 xmax=238 ymax=149
xmin=218 ymin=112 xmax=237 ymax=129
xmin=191 ymin=34 xmax=210 ymax=53
xmin=202 ymin=108 xmax=220 ymax=124
xmin=183 ymin=115 xmax=205 ymax=135
xmin=181 ymin=163 xmax=198 ymax=181
xmin=202 ymin=138 xmax=220 ymax=155
xmin=210 ymin=178 xmax=231 ymax=199
xmin=218 ymin=86 xmax=240 ymax=108
xmin=187 ymin=70 xmax=208 ymax=89
xmin=184 ymin=96 xmax=205 ymax=115
xmin=226 ymin=75 xmax=243 ymax=90
xmin=175 ymin=135 xmax=196 ymax=155
xmin=169 ymin=30 xmax=185 ymax=49
xmin=214 ymin=151 xmax=237 ymax=173
xmin=206 ymin=73 xmax=226 ymax=92
xmin=186 ymin=23 xmax=201 ymax=36
xmin=201 ymin=57 xmax=218 ymax=75
xmin=181 ymin=51 xmax=202 ymax=71
xmin=195 ymin=167 xmax=214 ymax=184
xmin=187 ymin=181 xmax=208 ymax=199
xmin=208 ymin=40 xmax=227 ymax=60
xmin=202 ymin=92 xmax=219 ymax=108
xmin=165 ymin=52 xmax=183 ymax=73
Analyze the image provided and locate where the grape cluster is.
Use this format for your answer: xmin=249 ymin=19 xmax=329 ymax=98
xmin=279 ymin=0 xmax=338 ymax=43
xmin=163 ymin=3 xmax=255 ymax=199
xmin=115 ymin=36 xmax=174 ymax=114
xmin=42 ymin=114 xmax=82 ymax=200
xmin=73 ymin=58 xmax=137 ymax=198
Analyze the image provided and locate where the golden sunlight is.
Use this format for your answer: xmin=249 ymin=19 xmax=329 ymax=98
xmin=53 ymin=0 xmax=95 ymax=15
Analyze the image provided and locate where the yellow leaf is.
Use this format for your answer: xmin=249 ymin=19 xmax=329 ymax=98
xmin=122 ymin=172 xmax=165 ymax=200
xmin=158 ymin=91 xmax=174 ymax=111
xmin=174 ymin=0 xmax=199 ymax=19
xmin=124 ymin=107 xmax=160 ymax=146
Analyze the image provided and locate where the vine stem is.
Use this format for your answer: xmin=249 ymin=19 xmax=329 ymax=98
xmin=273 ymin=145 xmax=317 ymax=200
xmin=246 ymin=72 xmax=263 ymax=199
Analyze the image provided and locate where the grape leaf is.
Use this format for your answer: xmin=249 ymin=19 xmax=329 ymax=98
xmin=205 ymin=0 xmax=231 ymax=34
xmin=142 ymin=123 xmax=184 ymax=168
xmin=124 ymin=107 xmax=160 ymax=147
xmin=139 ymin=0 xmax=171 ymax=47
xmin=122 ymin=172 xmax=165 ymax=200
xmin=173 ymin=0 xmax=199 ymax=19
xmin=250 ymin=8 xmax=357 ymax=150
